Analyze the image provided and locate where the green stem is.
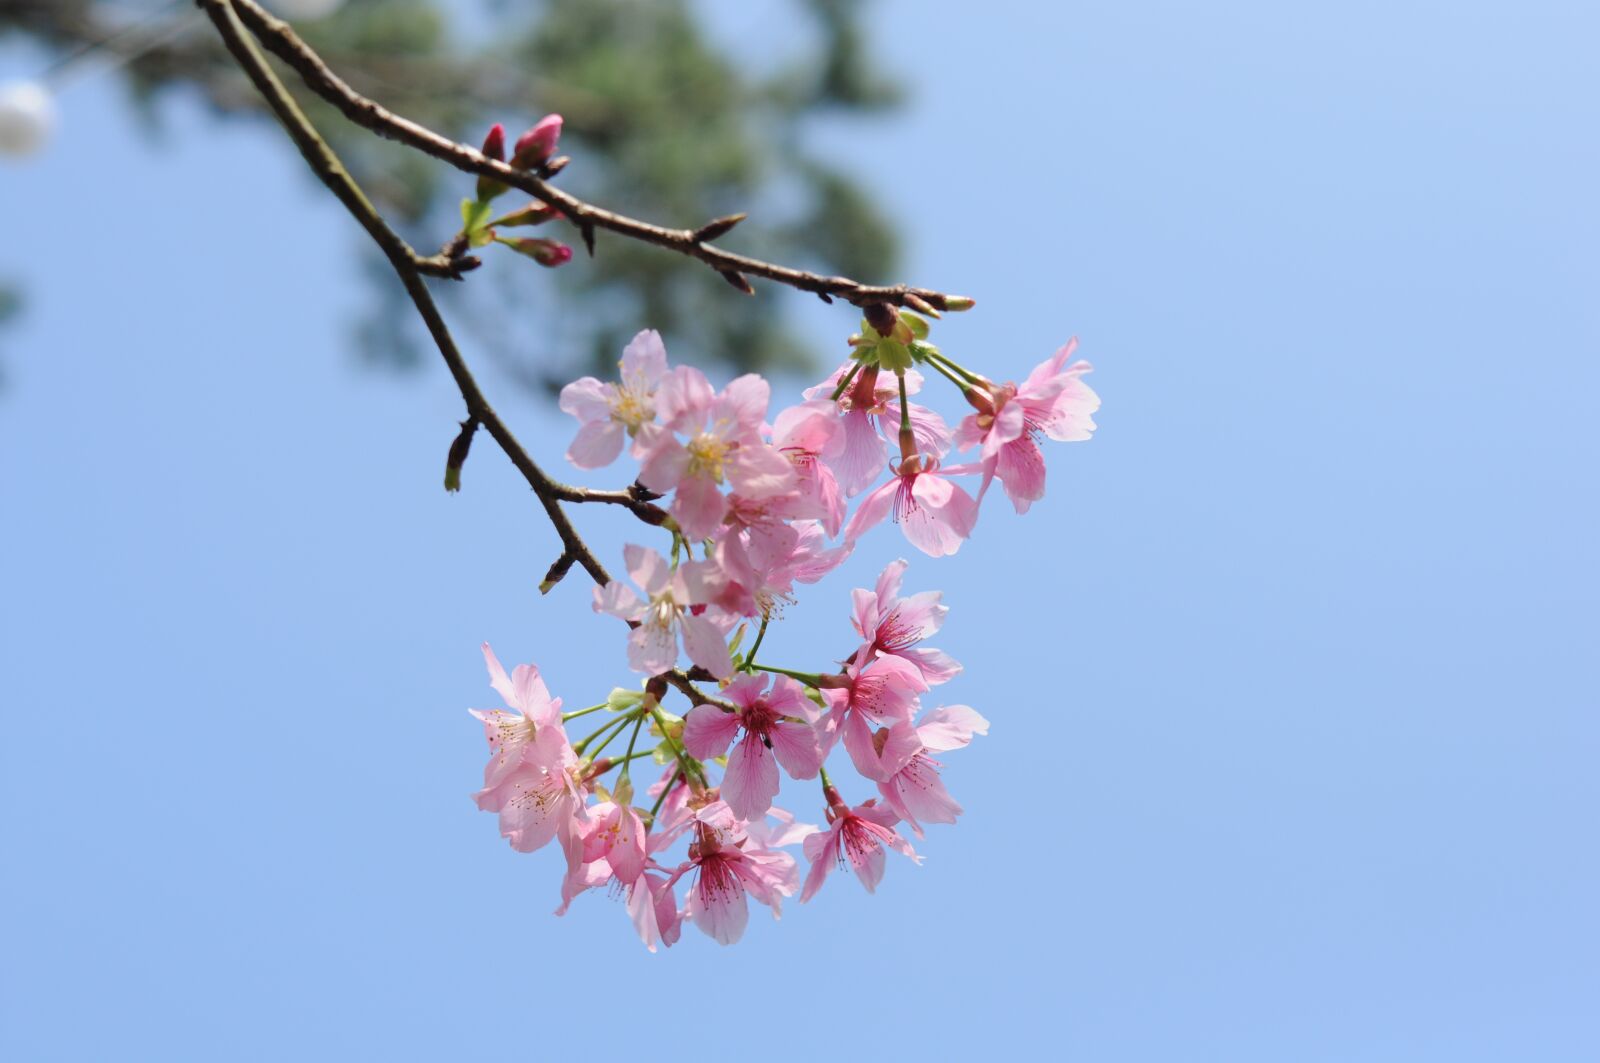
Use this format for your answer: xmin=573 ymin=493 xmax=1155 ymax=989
xmin=561 ymin=701 xmax=608 ymax=722
xmin=741 ymin=617 xmax=770 ymax=672
xmin=573 ymin=711 xmax=632 ymax=757
xmin=830 ymin=360 xmax=863 ymax=402
xmin=927 ymin=346 xmax=982 ymax=384
xmin=752 ymin=663 xmax=825 ymax=688
xmin=921 ymin=353 xmax=970 ymax=391
xmin=619 ymin=715 xmax=646 ymax=781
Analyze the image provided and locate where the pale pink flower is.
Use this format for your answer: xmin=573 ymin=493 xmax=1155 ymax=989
xmin=469 ymin=646 xmax=587 ymax=853
xmin=870 ymin=705 xmax=989 ymax=838
xmin=953 ymin=339 xmax=1100 ymax=514
xmin=804 ymin=365 xmax=948 ymax=497
xmin=768 ymin=399 xmax=847 ymax=535
xmin=715 ymin=519 xmax=851 ymax=619
xmin=664 ymin=802 xmax=805 ymax=945
xmin=633 ymin=368 xmax=796 ymax=540
xmin=850 ymin=559 xmax=961 ymax=685
xmin=800 ymin=794 xmax=920 ymax=901
xmin=682 ymin=674 xmax=824 ymax=820
xmin=820 ymin=648 xmax=926 ymax=781
xmin=592 ymin=544 xmax=732 ymax=678
xmin=557 ymin=329 xmax=669 ymax=469
xmin=841 ymin=457 xmax=980 ymax=558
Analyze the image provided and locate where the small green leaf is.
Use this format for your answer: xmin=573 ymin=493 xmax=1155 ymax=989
xmin=901 ymin=311 xmax=930 ymax=340
xmin=460 ymin=197 xmax=493 ymax=234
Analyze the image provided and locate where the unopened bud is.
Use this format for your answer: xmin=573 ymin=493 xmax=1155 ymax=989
xmin=902 ymin=292 xmax=941 ymax=318
xmin=499 ymin=236 xmax=573 ymax=267
xmin=541 ymin=155 xmax=571 ymax=178
xmin=539 ymin=552 xmax=576 ymax=594
xmin=490 ymin=201 xmax=563 ymax=228
xmin=863 ymin=302 xmax=897 ymax=338
xmin=475 ymin=123 xmax=508 ymax=201
xmin=443 ymin=418 xmax=477 ymax=492
xmin=941 ymin=295 xmax=976 ymax=312
xmin=511 ymin=114 xmax=563 ymax=169
xmin=718 ymin=269 xmax=755 ymax=295
xmin=692 ymin=213 xmax=747 ymax=243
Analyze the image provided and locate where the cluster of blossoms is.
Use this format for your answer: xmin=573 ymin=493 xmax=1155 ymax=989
xmin=469 ymin=307 xmax=1098 ymax=948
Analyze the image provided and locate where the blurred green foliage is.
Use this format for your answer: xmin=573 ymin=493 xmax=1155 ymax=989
xmin=2 ymin=0 xmax=905 ymax=388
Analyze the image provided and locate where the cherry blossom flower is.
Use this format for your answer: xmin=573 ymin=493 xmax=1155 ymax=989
xmin=870 ymin=705 xmax=989 ymax=838
xmin=768 ymin=399 xmax=847 ymax=535
xmin=841 ymin=456 xmax=980 ymax=558
xmin=850 ymin=559 xmax=961 ymax=685
xmin=805 ymin=365 xmax=948 ymax=497
xmin=593 ymin=544 xmax=733 ymax=678
xmin=715 ymin=519 xmax=851 ymax=619
xmin=558 ymin=329 xmax=669 ymax=469
xmin=633 ymin=368 xmax=797 ymax=540
xmin=820 ymin=648 xmax=926 ymax=781
xmin=954 ymin=338 xmax=1100 ymax=514
xmin=800 ymin=794 xmax=920 ymax=901
xmin=469 ymin=646 xmax=586 ymax=853
xmin=665 ymin=802 xmax=805 ymax=945
xmin=682 ymin=674 xmax=824 ymax=820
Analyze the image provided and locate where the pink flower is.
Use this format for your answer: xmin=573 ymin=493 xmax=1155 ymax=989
xmin=633 ymin=368 xmax=796 ymax=540
xmin=714 ymin=519 xmax=851 ymax=619
xmin=850 ymin=559 xmax=961 ymax=685
xmin=768 ymin=399 xmax=847 ymax=535
xmin=593 ymin=544 xmax=732 ymax=678
xmin=805 ymin=365 xmax=949 ymax=498
xmin=665 ymin=802 xmax=806 ymax=945
xmin=870 ymin=705 xmax=989 ymax=838
xmin=558 ymin=329 xmax=669 ymax=469
xmin=820 ymin=648 xmax=926 ymax=781
xmin=841 ymin=456 xmax=980 ymax=558
xmin=469 ymin=645 xmax=587 ymax=853
xmin=511 ymin=113 xmax=562 ymax=168
xmin=682 ymin=674 xmax=824 ymax=820
xmin=800 ymin=793 xmax=920 ymax=901
xmin=954 ymin=338 xmax=1100 ymax=514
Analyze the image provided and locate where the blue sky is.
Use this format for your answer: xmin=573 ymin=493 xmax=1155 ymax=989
xmin=2 ymin=1 xmax=1596 ymax=1059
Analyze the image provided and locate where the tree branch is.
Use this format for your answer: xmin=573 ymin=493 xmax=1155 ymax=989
xmin=198 ymin=0 xmax=616 ymax=584
xmin=222 ymin=0 xmax=971 ymax=313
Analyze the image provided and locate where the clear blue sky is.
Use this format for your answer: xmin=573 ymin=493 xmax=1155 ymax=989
xmin=3 ymin=2 xmax=1596 ymax=1059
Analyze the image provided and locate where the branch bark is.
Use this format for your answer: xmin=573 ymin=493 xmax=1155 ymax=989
xmin=221 ymin=0 xmax=970 ymax=312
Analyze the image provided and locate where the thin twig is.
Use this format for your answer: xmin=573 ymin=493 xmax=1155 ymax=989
xmin=223 ymin=0 xmax=971 ymax=311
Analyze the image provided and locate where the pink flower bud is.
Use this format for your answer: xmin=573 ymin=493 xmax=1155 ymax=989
xmin=511 ymin=114 xmax=563 ymax=169
xmin=480 ymin=123 xmax=506 ymax=162
xmin=502 ymin=237 xmax=572 ymax=267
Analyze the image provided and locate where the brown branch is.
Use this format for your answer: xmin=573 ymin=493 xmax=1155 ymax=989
xmin=223 ymin=0 xmax=972 ymax=312
xmin=198 ymin=1 xmax=750 ymax=717
xmin=198 ymin=0 xmax=617 ymax=585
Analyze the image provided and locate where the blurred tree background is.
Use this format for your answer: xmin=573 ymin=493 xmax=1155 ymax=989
xmin=0 ymin=0 xmax=904 ymax=389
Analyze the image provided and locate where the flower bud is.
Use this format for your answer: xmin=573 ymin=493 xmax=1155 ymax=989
xmin=489 ymin=201 xmax=563 ymax=228
xmin=863 ymin=302 xmax=898 ymax=339
xmin=941 ymin=295 xmax=976 ymax=312
xmin=499 ymin=236 xmax=572 ymax=267
xmin=511 ymin=114 xmax=563 ymax=169
xmin=475 ymin=122 xmax=507 ymax=201
xmin=443 ymin=418 xmax=477 ymax=492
